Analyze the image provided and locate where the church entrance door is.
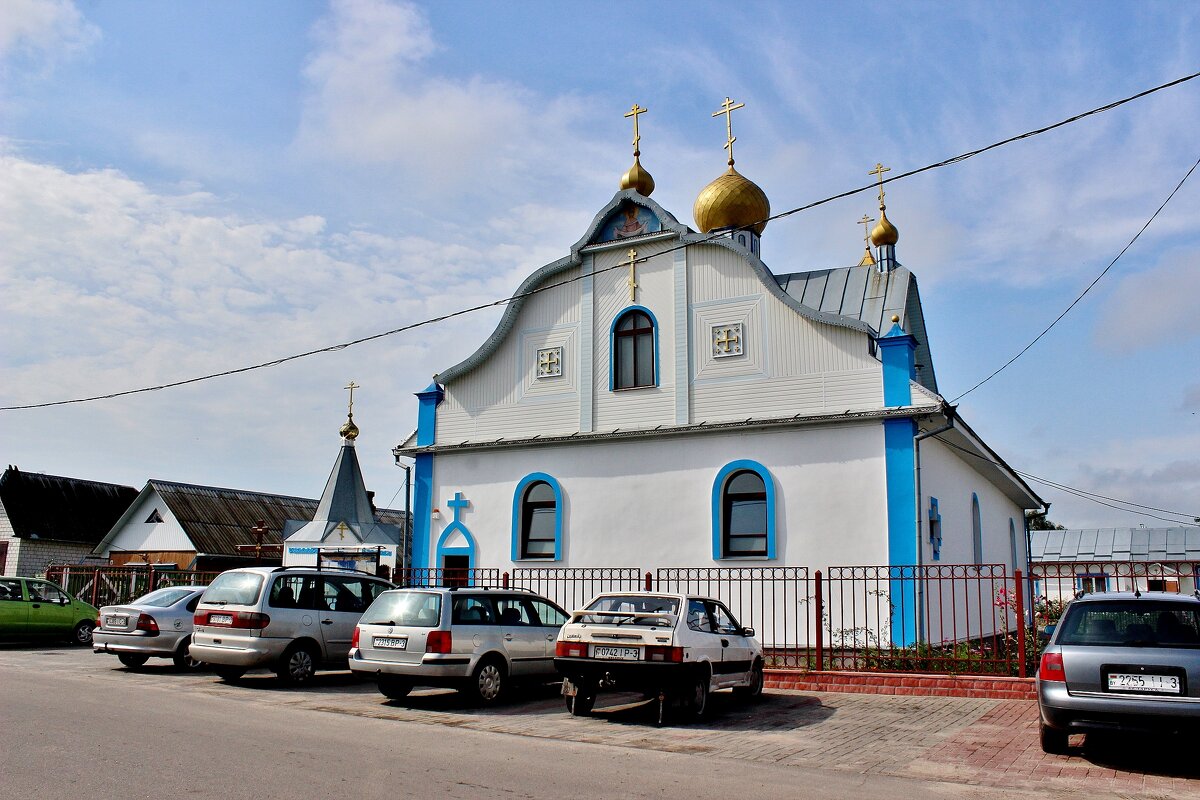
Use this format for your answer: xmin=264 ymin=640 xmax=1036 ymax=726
xmin=442 ymin=555 xmax=469 ymax=588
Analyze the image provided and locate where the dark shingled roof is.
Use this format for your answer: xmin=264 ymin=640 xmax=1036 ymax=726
xmin=0 ymin=466 xmax=139 ymax=545
xmin=150 ymin=480 xmax=408 ymax=556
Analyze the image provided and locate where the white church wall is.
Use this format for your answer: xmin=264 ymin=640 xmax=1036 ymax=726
xmin=426 ymin=421 xmax=889 ymax=573
xmin=919 ymin=438 xmax=1026 ymax=570
xmin=100 ymin=491 xmax=192 ymax=555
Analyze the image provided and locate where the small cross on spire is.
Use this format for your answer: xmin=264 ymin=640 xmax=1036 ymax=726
xmin=344 ymin=380 xmax=359 ymax=416
xmin=868 ymin=162 xmax=891 ymax=208
xmin=713 ymin=96 xmax=746 ymax=166
xmin=624 ymin=103 xmax=648 ymax=156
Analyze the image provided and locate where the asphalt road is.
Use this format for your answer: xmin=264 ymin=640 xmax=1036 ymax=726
xmin=0 ymin=645 xmax=1107 ymax=799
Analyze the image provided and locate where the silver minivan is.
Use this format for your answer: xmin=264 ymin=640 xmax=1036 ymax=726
xmin=190 ymin=566 xmax=393 ymax=685
xmin=349 ymin=587 xmax=568 ymax=704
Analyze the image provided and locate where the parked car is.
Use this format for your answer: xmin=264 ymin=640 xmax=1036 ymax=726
xmin=349 ymin=587 xmax=568 ymax=704
xmin=189 ymin=566 xmax=393 ymax=685
xmin=1037 ymin=591 xmax=1200 ymax=753
xmin=553 ymin=592 xmax=764 ymax=722
xmin=93 ymin=585 xmax=207 ymax=670
xmin=0 ymin=576 xmax=99 ymax=645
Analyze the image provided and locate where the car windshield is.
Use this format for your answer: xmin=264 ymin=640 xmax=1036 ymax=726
xmin=581 ymin=595 xmax=679 ymax=626
xmin=1057 ymin=600 xmax=1200 ymax=647
xmin=362 ymin=591 xmax=441 ymax=627
xmin=132 ymin=588 xmax=196 ymax=608
xmin=202 ymin=572 xmax=264 ymax=605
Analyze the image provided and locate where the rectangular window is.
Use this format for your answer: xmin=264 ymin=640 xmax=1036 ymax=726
xmin=1079 ymin=575 xmax=1108 ymax=594
xmin=726 ymin=498 xmax=767 ymax=555
xmin=635 ymin=334 xmax=654 ymax=386
xmin=617 ymin=337 xmax=635 ymax=388
xmin=524 ymin=507 xmax=556 ymax=556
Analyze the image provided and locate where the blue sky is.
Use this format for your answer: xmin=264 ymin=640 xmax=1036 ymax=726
xmin=1 ymin=0 xmax=1198 ymax=528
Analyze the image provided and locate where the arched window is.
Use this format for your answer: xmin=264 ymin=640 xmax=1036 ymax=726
xmin=1009 ymin=518 xmax=1019 ymax=571
xmin=613 ymin=309 xmax=656 ymax=389
xmin=971 ymin=494 xmax=983 ymax=565
xmin=511 ymin=473 xmax=563 ymax=561
xmin=711 ymin=461 xmax=776 ymax=560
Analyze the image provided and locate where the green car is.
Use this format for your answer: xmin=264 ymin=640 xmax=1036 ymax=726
xmin=0 ymin=576 xmax=99 ymax=645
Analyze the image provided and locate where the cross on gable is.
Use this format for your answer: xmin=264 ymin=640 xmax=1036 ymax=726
xmin=538 ymin=350 xmax=560 ymax=370
xmin=625 ymin=248 xmax=639 ymax=301
xmin=714 ymin=326 xmax=740 ymax=353
xmin=447 ymin=492 xmax=470 ymax=524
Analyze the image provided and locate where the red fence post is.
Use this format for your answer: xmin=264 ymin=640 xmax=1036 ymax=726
xmin=1014 ymin=569 xmax=1026 ymax=678
xmin=502 ymin=571 xmax=510 ymax=589
xmin=814 ymin=570 xmax=824 ymax=672
xmin=644 ymin=571 xmax=653 ymax=591
xmin=91 ymin=567 xmax=101 ymax=607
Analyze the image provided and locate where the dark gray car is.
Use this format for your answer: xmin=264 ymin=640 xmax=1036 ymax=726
xmin=1037 ymin=591 xmax=1200 ymax=752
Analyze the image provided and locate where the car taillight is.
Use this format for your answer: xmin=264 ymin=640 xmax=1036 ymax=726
xmin=644 ymin=645 xmax=683 ymax=663
xmin=351 ymin=626 xmax=360 ymax=649
xmin=136 ymin=613 xmax=159 ymax=634
xmin=426 ymin=630 xmax=452 ymax=654
xmin=1039 ymin=651 xmax=1065 ymax=682
xmin=556 ymin=641 xmax=588 ymax=658
xmin=194 ymin=611 xmax=270 ymax=629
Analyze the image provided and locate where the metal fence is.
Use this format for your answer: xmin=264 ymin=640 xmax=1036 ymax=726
xmin=1032 ymin=560 xmax=1200 ymax=606
xmin=510 ymin=567 xmax=643 ymax=613
xmin=394 ymin=567 xmax=503 ymax=589
xmin=45 ymin=565 xmax=222 ymax=608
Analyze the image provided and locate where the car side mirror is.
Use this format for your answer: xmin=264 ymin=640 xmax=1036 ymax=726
xmin=58 ymin=597 xmax=70 ymax=605
xmin=741 ymin=627 xmax=756 ymax=638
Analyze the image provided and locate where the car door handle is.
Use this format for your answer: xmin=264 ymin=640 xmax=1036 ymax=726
xmin=31 ymin=603 xmax=41 ymax=609
xmin=546 ymin=635 xmax=555 ymax=641
xmin=504 ymin=634 xmax=513 ymax=641
xmin=721 ymin=639 xmax=729 ymax=647
xmin=321 ymin=619 xmax=333 ymax=625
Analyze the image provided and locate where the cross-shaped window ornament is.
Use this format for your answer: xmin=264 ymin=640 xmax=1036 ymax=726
xmin=536 ymin=347 xmax=562 ymax=378
xmin=712 ymin=324 xmax=743 ymax=358
xmin=928 ymin=497 xmax=943 ymax=562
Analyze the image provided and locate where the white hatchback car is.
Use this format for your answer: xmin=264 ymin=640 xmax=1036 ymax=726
xmin=553 ymin=592 xmax=764 ymax=722
xmin=190 ymin=566 xmax=393 ymax=685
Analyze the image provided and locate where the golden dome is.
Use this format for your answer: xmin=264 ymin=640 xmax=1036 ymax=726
xmin=620 ymin=155 xmax=655 ymax=196
xmin=339 ymin=414 xmax=359 ymax=441
xmin=870 ymin=208 xmax=899 ymax=246
xmin=693 ymin=166 xmax=770 ymax=235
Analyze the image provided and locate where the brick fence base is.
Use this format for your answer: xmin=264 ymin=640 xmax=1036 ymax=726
xmin=765 ymin=669 xmax=1036 ymax=700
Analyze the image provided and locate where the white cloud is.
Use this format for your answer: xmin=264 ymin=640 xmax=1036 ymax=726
xmin=0 ymin=0 xmax=96 ymax=66
xmin=1093 ymin=248 xmax=1200 ymax=353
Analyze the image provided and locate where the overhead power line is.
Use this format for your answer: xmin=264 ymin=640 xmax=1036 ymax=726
xmin=3 ymin=69 xmax=1199 ymax=413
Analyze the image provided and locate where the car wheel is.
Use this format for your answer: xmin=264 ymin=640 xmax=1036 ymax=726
xmin=733 ymin=660 xmax=764 ymax=700
xmin=173 ymin=639 xmax=205 ymax=671
xmin=685 ymin=668 xmax=710 ymax=721
xmin=378 ymin=676 xmax=412 ymax=700
xmin=72 ymin=620 xmax=95 ymax=646
xmin=465 ymin=657 xmax=506 ymax=705
xmin=277 ymin=643 xmax=319 ymax=686
xmin=1040 ymin=722 xmax=1070 ymax=755
xmin=213 ymin=666 xmax=246 ymax=682
xmin=118 ymin=653 xmax=150 ymax=669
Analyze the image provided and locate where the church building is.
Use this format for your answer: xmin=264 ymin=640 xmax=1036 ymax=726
xmin=394 ymin=100 xmax=1044 ymax=581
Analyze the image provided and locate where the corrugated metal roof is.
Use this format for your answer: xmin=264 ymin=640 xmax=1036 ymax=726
xmin=151 ymin=480 xmax=407 ymax=556
xmin=0 ymin=466 xmax=138 ymax=544
xmin=775 ymin=264 xmax=938 ymax=393
xmin=1030 ymin=527 xmax=1200 ymax=562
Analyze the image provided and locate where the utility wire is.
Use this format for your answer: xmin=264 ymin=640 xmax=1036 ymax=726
xmin=950 ymin=152 xmax=1200 ymax=403
xmin=3 ymin=69 xmax=1199 ymax=413
xmin=932 ymin=434 xmax=1200 ymax=525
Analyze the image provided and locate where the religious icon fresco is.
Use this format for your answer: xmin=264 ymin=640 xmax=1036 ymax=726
xmin=598 ymin=203 xmax=660 ymax=242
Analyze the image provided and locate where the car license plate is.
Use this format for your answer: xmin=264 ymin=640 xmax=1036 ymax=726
xmin=372 ymin=636 xmax=407 ymax=650
xmin=1107 ymin=672 xmax=1181 ymax=694
xmin=106 ymin=615 xmax=128 ymax=627
xmin=208 ymin=613 xmax=234 ymax=626
xmin=594 ymin=645 xmax=640 ymax=660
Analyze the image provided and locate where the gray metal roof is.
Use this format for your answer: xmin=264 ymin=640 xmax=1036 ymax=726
xmin=775 ymin=265 xmax=937 ymax=393
xmin=1029 ymin=527 xmax=1200 ymax=562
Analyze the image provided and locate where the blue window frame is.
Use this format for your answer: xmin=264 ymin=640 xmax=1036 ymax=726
xmin=610 ymin=306 xmax=659 ymax=390
xmin=511 ymin=473 xmax=563 ymax=561
xmin=928 ymin=497 xmax=942 ymax=562
xmin=711 ymin=460 xmax=776 ymax=560
xmin=971 ymin=493 xmax=983 ymax=565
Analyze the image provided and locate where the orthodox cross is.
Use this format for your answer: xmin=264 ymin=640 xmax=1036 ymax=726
xmin=714 ymin=326 xmax=740 ymax=354
xmin=447 ymin=492 xmax=470 ymax=525
xmin=624 ymin=103 xmax=648 ymax=156
xmin=625 ymin=248 xmax=639 ymax=301
xmin=344 ymin=380 xmax=359 ymax=415
xmin=713 ymin=96 xmax=745 ymax=166
xmin=250 ymin=519 xmax=267 ymax=562
xmin=859 ymin=214 xmax=875 ymax=244
xmin=538 ymin=348 xmax=560 ymax=375
xmin=868 ymin=162 xmax=891 ymax=207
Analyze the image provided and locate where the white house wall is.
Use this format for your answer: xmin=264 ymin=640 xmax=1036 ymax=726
xmin=427 ymin=421 xmax=888 ymax=572
xmin=100 ymin=491 xmax=193 ymax=555
xmin=919 ymin=438 xmax=1026 ymax=571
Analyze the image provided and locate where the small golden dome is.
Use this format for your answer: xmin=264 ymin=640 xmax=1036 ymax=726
xmin=620 ymin=155 xmax=655 ymax=196
xmin=339 ymin=414 xmax=359 ymax=441
xmin=693 ymin=166 xmax=770 ymax=235
xmin=870 ymin=208 xmax=899 ymax=246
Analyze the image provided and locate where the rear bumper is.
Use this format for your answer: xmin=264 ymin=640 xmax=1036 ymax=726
xmin=554 ymin=657 xmax=697 ymax=691
xmin=1038 ymin=681 xmax=1200 ymax=733
xmin=93 ymin=630 xmax=185 ymax=657
xmin=189 ymin=637 xmax=287 ymax=668
xmin=348 ymin=648 xmax=473 ymax=683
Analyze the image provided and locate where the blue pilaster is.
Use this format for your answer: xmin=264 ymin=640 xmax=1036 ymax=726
xmin=411 ymin=382 xmax=444 ymax=571
xmin=879 ymin=319 xmax=919 ymax=646
xmin=877 ymin=320 xmax=917 ymax=407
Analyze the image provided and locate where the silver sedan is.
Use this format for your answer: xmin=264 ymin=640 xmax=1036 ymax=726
xmin=93 ymin=586 xmax=208 ymax=670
